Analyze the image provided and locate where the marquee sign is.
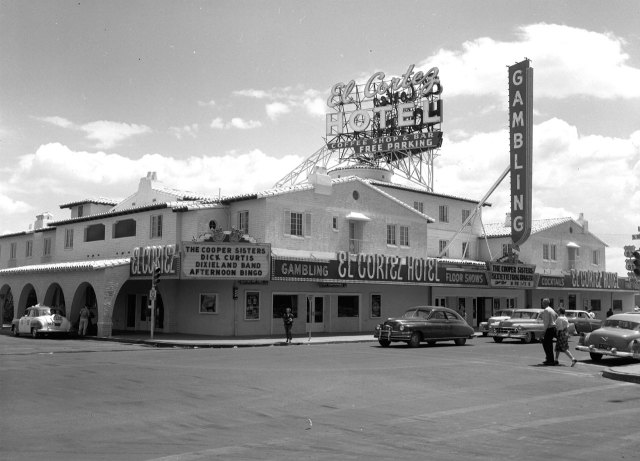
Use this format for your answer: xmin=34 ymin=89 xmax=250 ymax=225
xmin=181 ymin=242 xmax=270 ymax=280
xmin=325 ymin=64 xmax=443 ymax=154
xmin=488 ymin=262 xmax=536 ymax=288
xmin=130 ymin=244 xmax=178 ymax=277
xmin=537 ymin=271 xmax=628 ymax=290
xmin=508 ymin=59 xmax=533 ymax=247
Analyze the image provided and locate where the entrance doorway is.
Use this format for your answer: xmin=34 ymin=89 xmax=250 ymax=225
xmin=476 ymin=297 xmax=493 ymax=327
xmin=306 ymin=295 xmax=325 ymax=333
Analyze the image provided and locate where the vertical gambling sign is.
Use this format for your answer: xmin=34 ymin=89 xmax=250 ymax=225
xmin=508 ymin=59 xmax=533 ymax=247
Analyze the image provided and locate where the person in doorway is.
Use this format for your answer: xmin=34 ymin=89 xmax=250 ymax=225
xmin=541 ymin=298 xmax=558 ymax=366
xmin=283 ymin=307 xmax=294 ymax=344
xmin=78 ymin=305 xmax=91 ymax=337
xmin=606 ymin=307 xmax=614 ymax=318
xmin=554 ymin=308 xmax=578 ymax=367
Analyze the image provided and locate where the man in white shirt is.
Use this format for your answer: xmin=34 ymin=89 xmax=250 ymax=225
xmin=541 ymin=298 xmax=558 ymax=365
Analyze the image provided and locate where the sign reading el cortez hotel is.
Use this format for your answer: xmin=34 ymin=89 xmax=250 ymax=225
xmin=509 ymin=59 xmax=533 ymax=247
xmin=181 ymin=242 xmax=271 ymax=280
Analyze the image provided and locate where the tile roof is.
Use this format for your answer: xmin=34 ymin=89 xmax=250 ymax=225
xmin=482 ymin=217 xmax=574 ymax=238
xmin=59 ymin=197 xmax=119 ymax=208
xmin=0 ymin=258 xmax=130 ymax=275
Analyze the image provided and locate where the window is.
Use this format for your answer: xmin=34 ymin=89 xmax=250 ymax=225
xmin=439 ymin=205 xmax=448 ymax=222
xmin=10 ymin=242 xmax=17 ymax=259
xmin=85 ymin=224 xmax=105 ymax=242
xmin=592 ymin=250 xmax=600 ymax=265
xmin=439 ymin=239 xmax=449 ymax=257
xmin=434 ymin=297 xmax=446 ymax=307
xmin=273 ymin=294 xmax=298 ymax=319
xmin=64 ymin=229 xmax=74 ymax=249
xmin=43 ymin=238 xmax=52 ymax=256
xmin=338 ymin=295 xmax=359 ymax=317
xmin=150 ymin=215 xmax=163 ymax=238
xmin=332 ymin=216 xmax=338 ymax=231
xmin=550 ymin=244 xmax=557 ymax=261
xmin=462 ymin=242 xmax=469 ymax=258
xmin=502 ymin=243 xmax=513 ymax=257
xmin=284 ymin=211 xmax=310 ymax=237
xmin=462 ymin=209 xmax=471 ymax=223
xmin=543 ymin=244 xmax=557 ymax=261
xmin=413 ymin=201 xmax=424 ymax=213
xmin=371 ymin=294 xmax=381 ymax=318
xmin=238 ymin=211 xmax=249 ymax=234
xmin=245 ymin=292 xmax=260 ymax=320
xmin=77 ymin=205 xmax=84 ymax=217
xmin=113 ymin=219 xmax=136 ymax=238
xmin=543 ymin=243 xmax=549 ymax=260
xmin=26 ymin=240 xmax=33 ymax=258
xmin=386 ymin=224 xmax=396 ymax=245
xmin=199 ymin=293 xmax=218 ymax=314
xmin=399 ymin=225 xmax=409 ymax=247
xmin=208 ymin=220 xmax=217 ymax=231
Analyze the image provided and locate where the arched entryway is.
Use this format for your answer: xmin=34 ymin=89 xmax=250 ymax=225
xmin=44 ymin=283 xmax=67 ymax=316
xmin=17 ymin=284 xmax=38 ymax=317
xmin=1 ymin=284 xmax=14 ymax=324
xmin=70 ymin=283 xmax=98 ymax=336
xmin=111 ymin=279 xmax=164 ymax=333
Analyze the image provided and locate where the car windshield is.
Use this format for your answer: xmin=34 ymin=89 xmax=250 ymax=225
xmin=603 ymin=319 xmax=640 ymax=331
xmin=565 ymin=311 xmax=578 ymax=318
xmin=495 ymin=310 xmax=513 ymax=317
xmin=511 ymin=311 xmax=538 ymax=319
xmin=402 ymin=308 xmax=432 ymax=319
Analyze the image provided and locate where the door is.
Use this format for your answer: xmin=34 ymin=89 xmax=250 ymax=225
xmin=126 ymin=294 xmax=136 ymax=329
xmin=138 ymin=294 xmax=150 ymax=331
xmin=306 ymin=295 xmax=325 ymax=333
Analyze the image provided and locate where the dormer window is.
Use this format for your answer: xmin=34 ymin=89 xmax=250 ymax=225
xmin=77 ymin=205 xmax=84 ymax=217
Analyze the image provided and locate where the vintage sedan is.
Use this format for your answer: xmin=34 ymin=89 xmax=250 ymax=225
xmin=479 ymin=309 xmax=514 ymax=337
xmin=576 ymin=312 xmax=640 ymax=362
xmin=11 ymin=305 xmax=73 ymax=338
xmin=490 ymin=308 xmax=545 ymax=343
xmin=565 ymin=309 xmax=602 ymax=334
xmin=374 ymin=306 xmax=475 ymax=347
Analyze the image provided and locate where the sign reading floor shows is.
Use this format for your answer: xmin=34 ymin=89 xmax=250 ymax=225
xmin=181 ymin=242 xmax=271 ymax=280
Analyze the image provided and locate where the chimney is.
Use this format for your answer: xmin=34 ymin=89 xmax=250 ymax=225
xmin=504 ymin=212 xmax=511 ymax=227
xmin=577 ymin=213 xmax=588 ymax=233
xmin=34 ymin=212 xmax=53 ymax=230
xmin=139 ymin=171 xmax=158 ymax=191
xmin=307 ymin=166 xmax=332 ymax=195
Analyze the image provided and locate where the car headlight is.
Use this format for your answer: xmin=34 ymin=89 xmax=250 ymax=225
xmin=399 ymin=325 xmax=405 ymax=331
xmin=579 ymin=333 xmax=589 ymax=346
xmin=628 ymin=339 xmax=639 ymax=352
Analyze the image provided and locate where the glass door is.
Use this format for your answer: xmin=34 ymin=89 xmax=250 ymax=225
xmin=306 ymin=295 xmax=325 ymax=333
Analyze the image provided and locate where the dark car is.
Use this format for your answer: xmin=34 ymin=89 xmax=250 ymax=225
xmin=374 ymin=306 xmax=475 ymax=347
xmin=576 ymin=312 xmax=640 ymax=362
xmin=565 ymin=309 xmax=602 ymax=334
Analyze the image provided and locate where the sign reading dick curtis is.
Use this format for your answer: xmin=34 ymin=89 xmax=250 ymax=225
xmin=181 ymin=242 xmax=271 ymax=280
xmin=509 ymin=59 xmax=533 ymax=247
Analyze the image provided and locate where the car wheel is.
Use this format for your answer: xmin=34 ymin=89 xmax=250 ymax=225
xmin=522 ymin=332 xmax=533 ymax=344
xmin=589 ymin=352 xmax=603 ymax=362
xmin=31 ymin=328 xmax=39 ymax=338
xmin=455 ymin=338 xmax=466 ymax=346
xmin=378 ymin=338 xmax=391 ymax=348
xmin=12 ymin=326 xmax=19 ymax=337
xmin=407 ymin=332 xmax=421 ymax=348
xmin=493 ymin=337 xmax=503 ymax=343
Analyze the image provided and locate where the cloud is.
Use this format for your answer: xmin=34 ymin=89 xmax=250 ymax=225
xmin=421 ymin=23 xmax=640 ymax=99
xmin=234 ymin=86 xmax=325 ymax=119
xmin=37 ymin=116 xmax=152 ymax=149
xmin=0 ymin=192 xmax=31 ymax=215
xmin=210 ymin=117 xmax=262 ymax=129
xmin=169 ymin=124 xmax=199 ymax=139
xmin=266 ymin=102 xmax=291 ymax=120
xmin=197 ymin=99 xmax=216 ymax=107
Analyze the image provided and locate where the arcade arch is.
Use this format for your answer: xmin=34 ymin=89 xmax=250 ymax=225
xmin=70 ymin=282 xmax=98 ymax=336
xmin=44 ymin=283 xmax=67 ymax=315
xmin=17 ymin=284 xmax=38 ymax=317
xmin=1 ymin=284 xmax=14 ymax=324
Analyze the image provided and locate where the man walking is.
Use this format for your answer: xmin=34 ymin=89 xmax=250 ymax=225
xmin=541 ymin=298 xmax=558 ymax=365
xmin=78 ymin=305 xmax=91 ymax=337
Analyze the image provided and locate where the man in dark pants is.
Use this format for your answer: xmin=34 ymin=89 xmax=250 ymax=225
xmin=283 ymin=307 xmax=294 ymax=344
xmin=541 ymin=298 xmax=558 ymax=365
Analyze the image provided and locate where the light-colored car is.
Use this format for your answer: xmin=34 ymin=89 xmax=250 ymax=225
xmin=374 ymin=306 xmax=475 ymax=347
xmin=565 ymin=309 xmax=602 ymax=334
xmin=479 ymin=309 xmax=514 ymax=337
xmin=11 ymin=305 xmax=73 ymax=338
xmin=490 ymin=308 xmax=545 ymax=343
xmin=576 ymin=312 xmax=640 ymax=362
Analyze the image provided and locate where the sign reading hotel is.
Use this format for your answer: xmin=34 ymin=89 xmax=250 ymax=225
xmin=538 ymin=271 xmax=622 ymax=290
xmin=130 ymin=244 xmax=178 ymax=277
xmin=508 ymin=59 xmax=533 ymax=247
xmin=325 ymin=64 xmax=443 ymax=154
xmin=488 ymin=263 xmax=535 ymax=288
xmin=182 ymin=242 xmax=271 ymax=280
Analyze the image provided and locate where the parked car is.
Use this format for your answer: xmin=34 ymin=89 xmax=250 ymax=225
xmin=490 ymin=308 xmax=545 ymax=343
xmin=11 ymin=305 xmax=73 ymax=338
xmin=575 ymin=312 xmax=640 ymax=362
xmin=565 ymin=309 xmax=602 ymax=334
xmin=479 ymin=309 xmax=514 ymax=336
xmin=374 ymin=306 xmax=475 ymax=347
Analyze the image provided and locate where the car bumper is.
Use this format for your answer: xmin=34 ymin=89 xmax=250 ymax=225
xmin=490 ymin=330 xmax=529 ymax=340
xmin=374 ymin=328 xmax=412 ymax=342
xmin=576 ymin=345 xmax=640 ymax=359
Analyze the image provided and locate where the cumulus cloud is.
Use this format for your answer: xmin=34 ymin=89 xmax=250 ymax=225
xmin=0 ymin=192 xmax=32 ymax=215
xmin=197 ymin=99 xmax=216 ymax=107
xmin=169 ymin=123 xmax=199 ymax=139
xmin=234 ymin=86 xmax=325 ymax=119
xmin=210 ymin=117 xmax=262 ymax=129
xmin=37 ymin=116 xmax=152 ymax=149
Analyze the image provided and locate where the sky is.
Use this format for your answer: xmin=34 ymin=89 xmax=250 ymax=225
xmin=1 ymin=0 xmax=639 ymax=276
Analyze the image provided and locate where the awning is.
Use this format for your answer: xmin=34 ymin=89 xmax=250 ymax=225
xmin=345 ymin=211 xmax=370 ymax=221
xmin=566 ymin=242 xmax=580 ymax=248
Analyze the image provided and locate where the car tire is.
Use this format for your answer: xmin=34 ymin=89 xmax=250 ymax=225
xmin=589 ymin=352 xmax=603 ymax=362
xmin=378 ymin=338 xmax=391 ymax=348
xmin=455 ymin=338 xmax=466 ymax=346
xmin=407 ymin=332 xmax=421 ymax=348
xmin=493 ymin=337 xmax=503 ymax=343
xmin=522 ymin=332 xmax=533 ymax=344
xmin=31 ymin=328 xmax=38 ymax=339
xmin=12 ymin=326 xmax=19 ymax=337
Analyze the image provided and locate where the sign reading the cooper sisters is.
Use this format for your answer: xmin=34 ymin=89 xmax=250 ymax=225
xmin=508 ymin=59 xmax=533 ymax=247
xmin=181 ymin=242 xmax=270 ymax=280
xmin=489 ymin=263 xmax=536 ymax=288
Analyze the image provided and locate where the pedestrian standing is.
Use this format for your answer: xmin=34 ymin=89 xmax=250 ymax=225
xmin=541 ymin=298 xmax=558 ymax=366
xmin=283 ymin=307 xmax=294 ymax=344
xmin=554 ymin=308 xmax=578 ymax=367
xmin=606 ymin=307 xmax=613 ymax=317
xmin=78 ymin=305 xmax=90 ymax=337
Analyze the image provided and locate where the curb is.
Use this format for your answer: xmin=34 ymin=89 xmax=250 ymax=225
xmin=602 ymin=368 xmax=640 ymax=385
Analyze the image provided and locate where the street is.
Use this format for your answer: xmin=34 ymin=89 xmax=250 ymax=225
xmin=1 ymin=334 xmax=639 ymax=461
